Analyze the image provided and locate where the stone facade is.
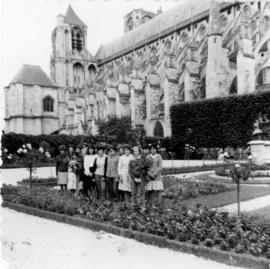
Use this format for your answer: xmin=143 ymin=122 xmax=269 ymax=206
xmin=91 ymin=1 xmax=270 ymax=137
xmin=5 ymin=1 xmax=270 ymax=136
xmin=5 ymin=82 xmax=59 ymax=135
xmin=4 ymin=64 xmax=59 ymax=135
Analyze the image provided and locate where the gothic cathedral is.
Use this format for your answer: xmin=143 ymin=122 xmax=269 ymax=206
xmin=4 ymin=1 xmax=270 ymax=136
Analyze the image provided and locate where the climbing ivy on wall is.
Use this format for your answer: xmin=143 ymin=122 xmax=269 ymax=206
xmin=170 ymin=91 xmax=270 ymax=149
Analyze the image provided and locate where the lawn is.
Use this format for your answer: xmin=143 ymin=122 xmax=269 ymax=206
xmin=164 ymin=184 xmax=270 ymax=210
xmin=249 ymin=205 xmax=270 ymax=220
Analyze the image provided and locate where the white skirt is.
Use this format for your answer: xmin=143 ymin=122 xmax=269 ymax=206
xmin=57 ymin=172 xmax=68 ymax=185
xmin=118 ymin=175 xmax=131 ymax=192
xmin=67 ymin=172 xmax=82 ymax=190
xmin=145 ymin=180 xmax=164 ymax=191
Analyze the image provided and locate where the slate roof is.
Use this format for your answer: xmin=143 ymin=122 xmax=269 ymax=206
xmin=64 ymin=5 xmax=87 ymax=27
xmin=95 ymin=0 xmax=232 ymax=63
xmin=9 ymin=64 xmax=57 ymax=88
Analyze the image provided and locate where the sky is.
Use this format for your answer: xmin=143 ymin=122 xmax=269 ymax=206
xmin=1 ymin=0 xmax=182 ymax=86
xmin=0 ymin=0 xmax=183 ymax=131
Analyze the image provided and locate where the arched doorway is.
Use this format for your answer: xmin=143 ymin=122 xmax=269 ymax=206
xmin=153 ymin=121 xmax=164 ymax=137
xmin=229 ymin=77 xmax=237 ymax=95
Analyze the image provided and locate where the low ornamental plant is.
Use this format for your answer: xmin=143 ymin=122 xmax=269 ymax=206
xmin=230 ymin=164 xmax=250 ymax=216
xmin=2 ymin=185 xmax=270 ymax=260
xmin=17 ymin=177 xmax=57 ymax=187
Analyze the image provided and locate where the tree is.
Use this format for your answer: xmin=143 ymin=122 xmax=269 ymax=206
xmin=97 ymin=116 xmax=138 ymax=144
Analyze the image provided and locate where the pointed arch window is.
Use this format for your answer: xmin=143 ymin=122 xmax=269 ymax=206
xmin=72 ymin=27 xmax=83 ymax=51
xmin=153 ymin=121 xmax=164 ymax=137
xmin=43 ymin=96 xmax=54 ymax=112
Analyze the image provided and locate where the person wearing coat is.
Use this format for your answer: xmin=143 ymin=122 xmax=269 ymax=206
xmin=129 ymin=146 xmax=146 ymax=207
xmin=145 ymin=145 xmax=164 ymax=206
xmin=118 ymin=145 xmax=134 ymax=202
xmin=56 ymin=145 xmax=69 ymax=191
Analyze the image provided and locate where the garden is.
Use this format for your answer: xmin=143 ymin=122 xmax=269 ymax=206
xmin=2 ymin=182 xmax=270 ymax=261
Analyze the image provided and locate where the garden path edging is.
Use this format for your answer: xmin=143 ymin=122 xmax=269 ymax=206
xmin=2 ymin=201 xmax=269 ymax=269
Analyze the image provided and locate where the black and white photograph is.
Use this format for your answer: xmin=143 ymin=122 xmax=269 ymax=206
xmin=1 ymin=0 xmax=270 ymax=268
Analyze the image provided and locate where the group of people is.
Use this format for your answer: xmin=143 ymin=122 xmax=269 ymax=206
xmin=56 ymin=143 xmax=164 ymax=207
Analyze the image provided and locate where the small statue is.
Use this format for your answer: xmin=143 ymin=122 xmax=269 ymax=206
xmin=252 ymin=118 xmax=263 ymax=139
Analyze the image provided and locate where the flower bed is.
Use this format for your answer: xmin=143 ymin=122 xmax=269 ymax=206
xmin=2 ymin=184 xmax=270 ymax=261
xmin=17 ymin=177 xmax=57 ymax=187
xmin=162 ymin=176 xmax=233 ymax=200
xmin=215 ymin=164 xmax=270 ymax=178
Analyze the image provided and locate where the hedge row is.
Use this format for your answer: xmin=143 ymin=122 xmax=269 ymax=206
xmin=1 ymin=132 xmax=172 ymax=157
xmin=170 ymin=91 xmax=270 ymax=149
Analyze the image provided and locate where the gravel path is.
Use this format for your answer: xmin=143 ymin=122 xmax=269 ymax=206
xmin=218 ymin=194 xmax=270 ymax=213
xmin=1 ymin=208 xmax=241 ymax=269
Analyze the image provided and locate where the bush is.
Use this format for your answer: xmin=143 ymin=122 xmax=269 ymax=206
xmin=17 ymin=177 xmax=57 ymax=187
xmin=171 ymin=91 xmax=270 ymax=150
xmin=1 ymin=133 xmax=97 ymax=156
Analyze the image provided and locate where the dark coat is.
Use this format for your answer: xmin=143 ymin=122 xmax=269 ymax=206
xmin=56 ymin=154 xmax=69 ymax=173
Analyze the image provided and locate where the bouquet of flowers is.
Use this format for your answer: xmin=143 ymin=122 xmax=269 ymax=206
xmin=129 ymin=156 xmax=153 ymax=182
xmin=69 ymin=159 xmax=82 ymax=175
xmin=143 ymin=157 xmax=154 ymax=181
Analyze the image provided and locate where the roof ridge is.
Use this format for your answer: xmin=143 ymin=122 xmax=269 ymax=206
xmin=9 ymin=64 xmax=57 ymax=88
xmin=95 ymin=0 xmax=232 ymax=62
xmin=64 ymin=5 xmax=87 ymax=27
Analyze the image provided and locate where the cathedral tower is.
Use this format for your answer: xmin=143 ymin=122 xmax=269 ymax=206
xmin=50 ymin=5 xmax=97 ymax=134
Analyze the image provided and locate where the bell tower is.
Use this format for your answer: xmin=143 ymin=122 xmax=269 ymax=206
xmin=50 ymin=5 xmax=97 ymax=134
xmin=50 ymin=5 xmax=87 ymax=88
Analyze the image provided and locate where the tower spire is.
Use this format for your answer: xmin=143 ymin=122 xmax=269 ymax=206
xmin=64 ymin=5 xmax=87 ymax=27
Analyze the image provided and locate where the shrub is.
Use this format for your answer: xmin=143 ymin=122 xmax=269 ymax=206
xmin=219 ymin=240 xmax=230 ymax=251
xmin=215 ymin=167 xmax=230 ymax=177
xmin=235 ymin=243 xmax=245 ymax=254
xmin=171 ymin=91 xmax=270 ymax=149
xmin=204 ymin=238 xmax=214 ymax=248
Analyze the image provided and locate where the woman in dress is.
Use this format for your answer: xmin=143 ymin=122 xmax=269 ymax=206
xmin=145 ymin=145 xmax=164 ymax=207
xmin=56 ymin=145 xmax=69 ymax=191
xmin=67 ymin=152 xmax=83 ymax=194
xmin=118 ymin=145 xmax=134 ymax=202
xmin=83 ymin=145 xmax=97 ymax=201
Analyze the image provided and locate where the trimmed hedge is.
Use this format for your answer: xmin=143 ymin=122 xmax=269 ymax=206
xmin=170 ymin=91 xmax=270 ymax=149
xmin=1 ymin=133 xmax=173 ymax=157
xmin=1 ymin=133 xmax=96 ymax=155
